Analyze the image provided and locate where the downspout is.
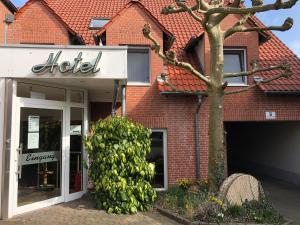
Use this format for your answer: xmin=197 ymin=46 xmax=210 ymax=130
xmin=4 ymin=14 xmax=14 ymax=44
xmin=195 ymin=95 xmax=203 ymax=180
xmin=111 ymin=80 xmax=120 ymax=117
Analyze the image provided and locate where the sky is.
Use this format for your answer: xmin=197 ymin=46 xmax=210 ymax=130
xmin=11 ymin=0 xmax=300 ymax=56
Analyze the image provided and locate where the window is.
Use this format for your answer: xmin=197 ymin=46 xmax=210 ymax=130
xmin=89 ymin=18 xmax=109 ymax=29
xmin=17 ymin=82 xmax=66 ymax=101
xmin=71 ymin=90 xmax=84 ymax=103
xmin=147 ymin=130 xmax=167 ymax=190
xmin=224 ymin=49 xmax=246 ymax=85
xmin=128 ymin=48 xmax=150 ymax=84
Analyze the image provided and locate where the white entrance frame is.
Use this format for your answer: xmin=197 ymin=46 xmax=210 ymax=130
xmin=8 ymin=80 xmax=88 ymax=217
xmin=0 ymin=78 xmax=6 ymax=216
xmin=151 ymin=129 xmax=168 ymax=191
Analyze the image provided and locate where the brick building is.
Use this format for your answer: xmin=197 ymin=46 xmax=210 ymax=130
xmin=0 ymin=0 xmax=300 ymax=218
xmin=0 ymin=0 xmax=17 ymax=44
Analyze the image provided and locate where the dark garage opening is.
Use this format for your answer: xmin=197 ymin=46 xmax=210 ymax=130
xmin=225 ymin=122 xmax=300 ymax=186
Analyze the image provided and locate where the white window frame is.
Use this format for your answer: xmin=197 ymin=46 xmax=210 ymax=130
xmin=0 ymin=79 xmax=5 ymax=216
xmin=8 ymin=79 xmax=88 ymax=218
xmin=127 ymin=46 xmax=151 ymax=86
xmin=150 ymin=129 xmax=168 ymax=191
xmin=89 ymin=18 xmax=110 ymax=30
xmin=224 ymin=48 xmax=248 ymax=87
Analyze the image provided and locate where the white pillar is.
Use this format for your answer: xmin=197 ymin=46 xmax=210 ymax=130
xmin=0 ymin=78 xmax=6 ymax=217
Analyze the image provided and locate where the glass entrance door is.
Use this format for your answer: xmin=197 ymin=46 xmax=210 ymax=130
xmin=8 ymin=81 xmax=88 ymax=217
xmin=17 ymin=107 xmax=63 ymax=207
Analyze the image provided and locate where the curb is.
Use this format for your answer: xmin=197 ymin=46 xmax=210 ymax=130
xmin=155 ymin=205 xmax=192 ymax=225
xmin=155 ymin=205 xmax=293 ymax=225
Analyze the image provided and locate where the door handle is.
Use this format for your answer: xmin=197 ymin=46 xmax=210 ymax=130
xmin=17 ymin=143 xmax=23 ymax=179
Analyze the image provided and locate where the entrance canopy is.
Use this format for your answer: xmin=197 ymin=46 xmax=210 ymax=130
xmin=0 ymin=45 xmax=128 ymax=101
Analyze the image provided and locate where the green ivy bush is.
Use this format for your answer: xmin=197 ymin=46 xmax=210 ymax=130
xmin=84 ymin=117 xmax=156 ymax=214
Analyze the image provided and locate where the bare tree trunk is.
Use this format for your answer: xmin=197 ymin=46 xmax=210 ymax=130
xmin=143 ymin=0 xmax=295 ymax=191
xmin=207 ymin=26 xmax=226 ymax=193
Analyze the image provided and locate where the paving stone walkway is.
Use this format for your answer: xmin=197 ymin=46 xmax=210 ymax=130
xmin=0 ymin=197 xmax=181 ymax=225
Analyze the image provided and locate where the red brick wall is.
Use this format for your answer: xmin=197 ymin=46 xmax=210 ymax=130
xmin=9 ymin=1 xmax=300 ymax=185
xmin=92 ymin=4 xmax=201 ymax=184
xmin=92 ymin=4 xmax=300 ymax=183
xmin=8 ymin=0 xmax=69 ymax=44
xmin=0 ymin=1 xmax=11 ymax=44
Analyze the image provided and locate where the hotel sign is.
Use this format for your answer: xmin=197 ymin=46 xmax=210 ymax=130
xmin=0 ymin=45 xmax=127 ymax=79
xmin=32 ymin=51 xmax=102 ymax=75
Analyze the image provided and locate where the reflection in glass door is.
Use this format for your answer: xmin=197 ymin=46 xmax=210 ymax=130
xmin=69 ymin=108 xmax=84 ymax=194
xmin=18 ymin=108 xmax=62 ymax=206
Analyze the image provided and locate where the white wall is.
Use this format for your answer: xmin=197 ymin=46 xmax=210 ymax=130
xmin=227 ymin=122 xmax=300 ymax=184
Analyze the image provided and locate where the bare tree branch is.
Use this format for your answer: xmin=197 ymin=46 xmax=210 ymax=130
xmin=224 ymin=13 xmax=252 ymax=37
xmin=206 ymin=0 xmax=298 ymax=15
xmin=224 ymin=62 xmax=290 ymax=78
xmin=161 ymin=0 xmax=209 ymax=15
xmin=225 ymin=71 xmax=292 ymax=95
xmin=225 ymin=16 xmax=293 ymax=38
xmin=143 ymin=24 xmax=211 ymax=85
xmin=175 ymin=0 xmax=204 ymax=23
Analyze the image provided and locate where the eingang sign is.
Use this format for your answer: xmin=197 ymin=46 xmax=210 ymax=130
xmin=0 ymin=45 xmax=128 ymax=79
xmin=21 ymin=151 xmax=60 ymax=165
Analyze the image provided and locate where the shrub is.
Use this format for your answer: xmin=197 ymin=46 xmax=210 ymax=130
xmin=84 ymin=117 xmax=156 ymax=214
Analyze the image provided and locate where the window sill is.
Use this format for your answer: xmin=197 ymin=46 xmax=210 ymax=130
xmin=127 ymin=82 xmax=151 ymax=87
xmin=155 ymin=188 xmax=167 ymax=191
xmin=227 ymin=83 xmax=249 ymax=87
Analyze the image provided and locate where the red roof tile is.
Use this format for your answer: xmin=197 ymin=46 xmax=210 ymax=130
xmin=258 ymin=33 xmax=300 ymax=93
xmin=16 ymin=0 xmax=84 ymax=43
xmin=39 ymin=0 xmax=300 ymax=93
xmin=96 ymin=1 xmax=173 ymax=40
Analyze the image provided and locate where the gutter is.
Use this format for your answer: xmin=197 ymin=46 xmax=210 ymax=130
xmin=264 ymin=90 xmax=300 ymax=96
xmin=195 ymin=95 xmax=203 ymax=180
xmin=160 ymin=91 xmax=207 ymax=96
xmin=1 ymin=0 xmax=17 ymax=13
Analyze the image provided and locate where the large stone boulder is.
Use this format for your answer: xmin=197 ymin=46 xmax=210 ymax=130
xmin=218 ymin=173 xmax=265 ymax=206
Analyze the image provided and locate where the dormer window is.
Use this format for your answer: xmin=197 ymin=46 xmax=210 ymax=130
xmin=224 ymin=49 xmax=247 ymax=86
xmin=89 ymin=18 xmax=109 ymax=30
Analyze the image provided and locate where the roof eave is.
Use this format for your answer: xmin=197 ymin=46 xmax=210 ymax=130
xmin=160 ymin=90 xmax=207 ymax=96
xmin=1 ymin=0 xmax=18 ymax=13
xmin=184 ymin=33 xmax=204 ymax=52
xmin=264 ymin=90 xmax=300 ymax=96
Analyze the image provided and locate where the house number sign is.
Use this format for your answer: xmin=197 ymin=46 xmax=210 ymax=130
xmin=32 ymin=51 xmax=102 ymax=75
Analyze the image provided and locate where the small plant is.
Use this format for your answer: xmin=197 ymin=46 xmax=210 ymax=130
xmin=226 ymin=204 xmax=243 ymax=217
xmin=209 ymin=195 xmax=225 ymax=211
xmin=178 ymin=179 xmax=193 ymax=191
xmin=84 ymin=117 xmax=156 ymax=214
xmin=156 ymin=184 xmax=283 ymax=224
xmin=197 ymin=179 xmax=209 ymax=193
